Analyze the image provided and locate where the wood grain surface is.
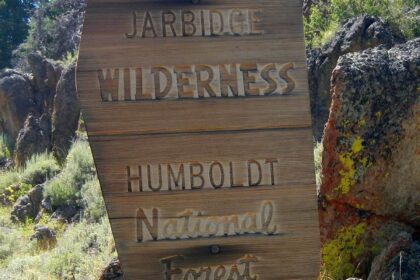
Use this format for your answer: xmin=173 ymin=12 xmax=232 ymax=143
xmin=77 ymin=0 xmax=321 ymax=279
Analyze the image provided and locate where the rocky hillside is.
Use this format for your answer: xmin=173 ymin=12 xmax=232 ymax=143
xmin=0 ymin=1 xmax=419 ymax=279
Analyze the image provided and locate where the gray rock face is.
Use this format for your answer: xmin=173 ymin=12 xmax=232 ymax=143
xmin=11 ymin=184 xmax=44 ymax=223
xmin=30 ymin=225 xmax=57 ymax=250
xmin=51 ymin=205 xmax=79 ymax=222
xmin=368 ymin=232 xmax=420 ymax=280
xmin=308 ymin=15 xmax=405 ymax=141
xmin=14 ymin=114 xmax=51 ymax=167
xmin=99 ymin=259 xmax=123 ymax=280
xmin=27 ymin=53 xmax=63 ymax=115
xmin=0 ymin=70 xmax=37 ymax=143
xmin=52 ymin=64 xmax=80 ymax=163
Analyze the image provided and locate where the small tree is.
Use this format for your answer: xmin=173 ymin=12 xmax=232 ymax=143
xmin=0 ymin=0 xmax=35 ymax=69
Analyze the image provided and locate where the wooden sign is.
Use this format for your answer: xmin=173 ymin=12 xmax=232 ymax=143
xmin=77 ymin=0 xmax=320 ymax=279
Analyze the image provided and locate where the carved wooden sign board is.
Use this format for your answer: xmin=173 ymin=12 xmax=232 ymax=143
xmin=77 ymin=0 xmax=320 ymax=279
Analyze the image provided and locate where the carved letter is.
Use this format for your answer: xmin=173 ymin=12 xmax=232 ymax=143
xmin=195 ymin=65 xmax=216 ymax=98
xmin=175 ymin=65 xmax=194 ymax=98
xmin=161 ymin=255 xmax=184 ymax=280
xmin=214 ymin=265 xmax=227 ymax=280
xmin=210 ymin=10 xmax=224 ymax=35
xmin=220 ymin=64 xmax=239 ymax=97
xmin=141 ymin=11 xmax=157 ymax=38
xmin=265 ymin=159 xmax=279 ymax=185
xmin=182 ymin=10 xmax=196 ymax=37
xmin=98 ymin=69 xmax=119 ymax=102
xmin=209 ymin=161 xmax=224 ymax=189
xmin=147 ymin=164 xmax=162 ymax=191
xmin=190 ymin=163 xmax=204 ymax=190
xmin=229 ymin=9 xmax=247 ymax=35
xmin=249 ymin=9 xmax=264 ymax=35
xmin=162 ymin=11 xmax=177 ymax=37
xmin=167 ymin=163 xmax=185 ymax=190
xmin=136 ymin=208 xmax=159 ymax=242
xmin=261 ymin=201 xmax=277 ymax=234
xmin=261 ymin=63 xmax=278 ymax=95
xmin=247 ymin=160 xmax=262 ymax=186
xmin=184 ymin=269 xmax=201 ymax=280
xmin=229 ymin=162 xmax=244 ymax=188
xmin=126 ymin=11 xmax=137 ymax=38
xmin=127 ymin=166 xmax=141 ymax=192
xmin=239 ymin=255 xmax=258 ymax=280
xmin=241 ymin=64 xmax=259 ymax=96
xmin=279 ymin=62 xmax=295 ymax=94
xmin=227 ymin=264 xmax=242 ymax=280
xmin=200 ymin=267 xmax=212 ymax=280
xmin=151 ymin=66 xmax=173 ymax=99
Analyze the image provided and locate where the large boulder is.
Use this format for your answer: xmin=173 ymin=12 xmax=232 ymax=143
xmin=14 ymin=114 xmax=51 ymax=167
xmin=30 ymin=225 xmax=57 ymax=250
xmin=99 ymin=259 xmax=124 ymax=280
xmin=368 ymin=232 xmax=420 ymax=280
xmin=52 ymin=64 xmax=80 ymax=163
xmin=308 ymin=15 xmax=405 ymax=141
xmin=11 ymin=184 xmax=44 ymax=223
xmin=51 ymin=205 xmax=79 ymax=223
xmin=318 ymin=39 xmax=419 ymax=278
xmin=0 ymin=70 xmax=37 ymax=143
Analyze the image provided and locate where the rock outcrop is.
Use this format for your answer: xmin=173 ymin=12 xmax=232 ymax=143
xmin=27 ymin=53 xmax=62 ymax=114
xmin=0 ymin=53 xmax=80 ymax=165
xmin=11 ymin=184 xmax=44 ymax=223
xmin=308 ymin=15 xmax=405 ymax=141
xmin=99 ymin=259 xmax=123 ymax=280
xmin=51 ymin=205 xmax=79 ymax=222
xmin=319 ymin=39 xmax=419 ymax=278
xmin=52 ymin=64 xmax=80 ymax=163
xmin=14 ymin=114 xmax=51 ymax=167
xmin=30 ymin=225 xmax=57 ymax=250
xmin=368 ymin=232 xmax=420 ymax=280
xmin=0 ymin=70 xmax=37 ymax=142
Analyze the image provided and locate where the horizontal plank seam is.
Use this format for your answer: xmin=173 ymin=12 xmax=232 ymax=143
xmin=102 ymin=180 xmax=316 ymax=197
xmin=88 ymin=126 xmax=313 ymax=141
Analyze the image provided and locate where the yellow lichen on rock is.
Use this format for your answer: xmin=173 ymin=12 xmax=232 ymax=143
xmin=337 ymin=137 xmax=364 ymax=194
xmin=321 ymin=223 xmax=367 ymax=280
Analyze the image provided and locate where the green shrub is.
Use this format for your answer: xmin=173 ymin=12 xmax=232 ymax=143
xmin=21 ymin=153 xmax=60 ymax=185
xmin=44 ymin=177 xmax=79 ymax=208
xmin=45 ymin=218 xmax=115 ymax=280
xmin=64 ymin=140 xmax=96 ymax=187
xmin=80 ymin=176 xmax=106 ymax=222
xmin=4 ymin=183 xmax=32 ymax=203
xmin=0 ymin=171 xmax=20 ymax=195
xmin=44 ymin=140 xmax=96 ymax=208
xmin=305 ymin=0 xmax=420 ymax=47
xmin=0 ymin=152 xmax=59 ymax=200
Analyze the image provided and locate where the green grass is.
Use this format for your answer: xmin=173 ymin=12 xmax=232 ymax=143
xmin=0 ymin=214 xmax=115 ymax=280
xmin=0 ymin=138 xmax=113 ymax=280
xmin=21 ymin=153 xmax=60 ymax=186
xmin=0 ymin=135 xmax=11 ymax=162
xmin=305 ymin=0 xmax=420 ymax=47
